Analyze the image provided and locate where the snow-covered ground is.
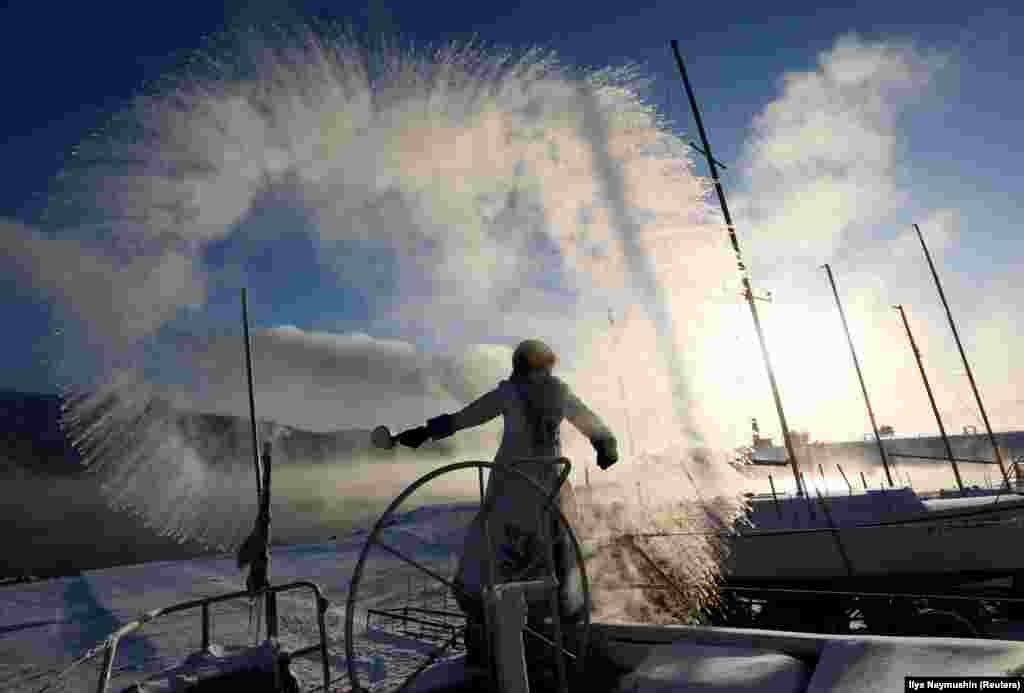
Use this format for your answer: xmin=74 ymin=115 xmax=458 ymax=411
xmin=0 ymin=503 xmax=479 ymax=693
xmin=8 ymin=496 xmax=1024 ymax=693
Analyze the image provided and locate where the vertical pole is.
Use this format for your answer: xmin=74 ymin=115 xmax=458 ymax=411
xmin=915 ymin=224 xmax=1010 ymax=488
xmin=800 ymin=473 xmax=816 ymax=519
xmin=894 ymin=305 xmax=964 ymax=492
xmin=823 ymin=264 xmax=895 ymax=486
xmin=670 ymin=40 xmax=803 ymax=496
xmin=768 ymin=474 xmax=781 ymax=517
xmin=815 ymin=488 xmax=855 ymax=578
xmin=96 ymin=642 xmax=118 ymax=693
xmin=201 ymin=603 xmax=210 ymax=651
xmin=242 ymin=288 xmax=263 ymax=500
xmin=860 ymin=471 xmax=868 ymax=491
xmin=262 ymin=440 xmax=275 ymax=637
xmin=317 ymin=595 xmax=330 ymax=693
xmin=837 ymin=464 xmax=853 ymax=495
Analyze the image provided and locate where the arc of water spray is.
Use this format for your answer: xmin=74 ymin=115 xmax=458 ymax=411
xmin=571 ymin=76 xmax=704 ymax=463
xmin=608 ymin=307 xmax=637 ymax=458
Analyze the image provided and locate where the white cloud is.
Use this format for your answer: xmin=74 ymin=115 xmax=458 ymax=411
xmin=737 ymin=33 xmax=946 ymax=266
xmin=431 ymin=343 xmax=513 ymax=404
xmin=162 ymin=327 xmax=455 ymax=431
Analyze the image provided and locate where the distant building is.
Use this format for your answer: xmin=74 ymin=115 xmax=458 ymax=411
xmin=751 ymin=417 xmax=772 ymax=449
xmin=790 ymin=431 xmax=811 ymax=447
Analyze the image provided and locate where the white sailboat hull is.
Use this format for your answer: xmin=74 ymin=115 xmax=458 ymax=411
xmin=727 ymin=493 xmax=1024 ymax=583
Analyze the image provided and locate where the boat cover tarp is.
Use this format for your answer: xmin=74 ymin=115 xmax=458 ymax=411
xmin=805 ymin=637 xmax=1024 ymax=692
xmin=748 ymin=488 xmax=928 ymax=530
xmin=617 ymin=641 xmax=809 ymax=692
xmin=599 ymin=624 xmax=1024 ymax=693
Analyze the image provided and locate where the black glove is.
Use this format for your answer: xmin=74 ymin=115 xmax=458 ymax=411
xmin=426 ymin=413 xmax=455 ymax=440
xmin=397 ymin=426 xmax=431 ymax=449
xmin=592 ymin=436 xmax=619 ymax=470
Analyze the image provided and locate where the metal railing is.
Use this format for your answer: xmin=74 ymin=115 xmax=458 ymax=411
xmin=365 ymin=606 xmax=466 ymax=645
xmin=35 ymin=580 xmax=332 ymax=693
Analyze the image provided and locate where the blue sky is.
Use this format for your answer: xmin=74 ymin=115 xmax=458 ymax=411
xmin=2 ymin=1 xmax=1023 ymax=446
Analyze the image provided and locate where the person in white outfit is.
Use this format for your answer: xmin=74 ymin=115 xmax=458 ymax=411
xmin=394 ymin=339 xmax=618 ymax=667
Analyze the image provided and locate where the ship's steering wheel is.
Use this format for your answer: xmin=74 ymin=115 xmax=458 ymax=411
xmin=343 ymin=458 xmax=592 ymax=693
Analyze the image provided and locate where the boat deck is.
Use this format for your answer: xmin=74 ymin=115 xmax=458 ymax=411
xmin=401 ymin=623 xmax=1024 ymax=693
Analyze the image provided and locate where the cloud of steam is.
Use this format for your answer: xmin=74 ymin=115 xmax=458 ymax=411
xmin=13 ymin=24 xmax=755 ymax=600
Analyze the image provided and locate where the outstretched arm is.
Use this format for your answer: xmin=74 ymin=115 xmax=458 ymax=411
xmin=450 ymin=388 xmax=504 ymax=431
xmin=419 ymin=387 xmax=503 ymax=442
xmin=565 ymin=391 xmax=619 ymax=469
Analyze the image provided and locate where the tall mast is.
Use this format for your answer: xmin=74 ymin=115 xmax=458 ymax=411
xmin=242 ymin=287 xmax=263 ymax=501
xmin=914 ymin=224 xmax=1010 ymax=488
xmin=894 ymin=304 xmax=964 ymax=492
xmin=823 ymin=264 xmax=894 ymax=487
xmin=240 ymin=288 xmax=273 ymax=612
xmin=670 ymin=40 xmax=804 ymax=496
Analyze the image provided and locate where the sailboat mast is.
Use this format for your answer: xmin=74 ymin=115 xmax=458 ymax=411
xmin=823 ymin=264 xmax=894 ymax=487
xmin=914 ymin=224 xmax=1010 ymax=488
xmin=670 ymin=40 xmax=804 ymax=496
xmin=894 ymin=304 xmax=964 ymax=492
xmin=242 ymin=287 xmax=263 ymax=500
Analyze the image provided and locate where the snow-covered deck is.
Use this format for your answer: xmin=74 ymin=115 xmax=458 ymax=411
xmin=595 ymin=623 xmax=1024 ymax=692
xmin=5 ymin=521 xmax=1024 ymax=692
xmin=0 ymin=542 xmax=363 ymax=692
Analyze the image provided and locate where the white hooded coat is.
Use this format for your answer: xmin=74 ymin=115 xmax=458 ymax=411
xmin=448 ymin=376 xmax=616 ymax=622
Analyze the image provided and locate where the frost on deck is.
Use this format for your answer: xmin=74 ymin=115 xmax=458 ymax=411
xmin=7 ymin=534 xmax=1024 ymax=693
xmin=0 ymin=504 xmax=479 ymax=693
xmin=0 ymin=545 xmax=346 ymax=692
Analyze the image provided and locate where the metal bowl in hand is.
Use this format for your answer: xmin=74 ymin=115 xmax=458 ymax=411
xmin=371 ymin=426 xmax=395 ymax=450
